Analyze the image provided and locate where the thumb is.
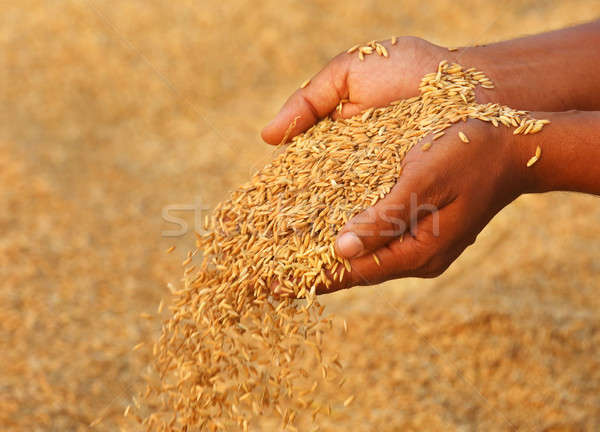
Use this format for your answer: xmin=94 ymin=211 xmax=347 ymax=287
xmin=261 ymin=56 xmax=349 ymax=145
xmin=335 ymin=176 xmax=434 ymax=258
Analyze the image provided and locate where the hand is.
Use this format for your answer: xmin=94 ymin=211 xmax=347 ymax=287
xmin=261 ymin=36 xmax=516 ymax=292
xmin=263 ymin=21 xmax=600 ymax=144
xmin=328 ymin=119 xmax=524 ymax=291
xmin=262 ymin=37 xmax=467 ymax=145
xmin=261 ymin=28 xmax=600 ymax=292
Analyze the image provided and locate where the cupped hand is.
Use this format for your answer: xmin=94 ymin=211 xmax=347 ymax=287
xmin=261 ymin=36 xmax=522 ymax=292
xmin=327 ymin=119 xmax=526 ymax=291
xmin=262 ymin=37 xmax=452 ymax=145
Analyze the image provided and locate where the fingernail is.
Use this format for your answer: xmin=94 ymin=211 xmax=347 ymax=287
xmin=336 ymin=232 xmax=364 ymax=258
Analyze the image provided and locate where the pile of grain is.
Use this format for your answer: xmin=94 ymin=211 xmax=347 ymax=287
xmin=135 ymin=61 xmax=546 ymax=430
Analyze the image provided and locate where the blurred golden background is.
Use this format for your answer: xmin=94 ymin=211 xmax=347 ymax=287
xmin=1 ymin=0 xmax=599 ymax=430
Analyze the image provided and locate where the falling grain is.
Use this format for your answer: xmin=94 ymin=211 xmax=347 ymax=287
xmin=140 ymin=61 xmax=548 ymax=431
xmin=89 ymin=417 xmax=103 ymax=427
xmin=301 ymin=79 xmax=311 ymax=89
xmin=458 ymin=131 xmax=469 ymax=143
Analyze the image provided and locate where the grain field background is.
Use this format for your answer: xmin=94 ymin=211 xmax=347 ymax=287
xmin=1 ymin=0 xmax=599 ymax=431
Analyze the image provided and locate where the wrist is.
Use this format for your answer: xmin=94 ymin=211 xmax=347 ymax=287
xmin=494 ymin=117 xmax=531 ymax=199
xmin=487 ymin=111 xmax=549 ymax=198
xmin=510 ymin=110 xmax=600 ymax=195
xmin=506 ymin=114 xmax=541 ymax=195
xmin=445 ymin=34 xmax=600 ymax=112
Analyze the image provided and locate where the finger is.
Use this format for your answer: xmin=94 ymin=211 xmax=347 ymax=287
xmin=261 ymin=55 xmax=349 ymax=145
xmin=317 ymin=233 xmax=423 ymax=294
xmin=324 ymin=200 xmax=466 ymax=293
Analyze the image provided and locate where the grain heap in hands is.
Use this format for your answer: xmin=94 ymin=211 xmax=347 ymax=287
xmin=136 ymin=60 xmax=547 ymax=431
